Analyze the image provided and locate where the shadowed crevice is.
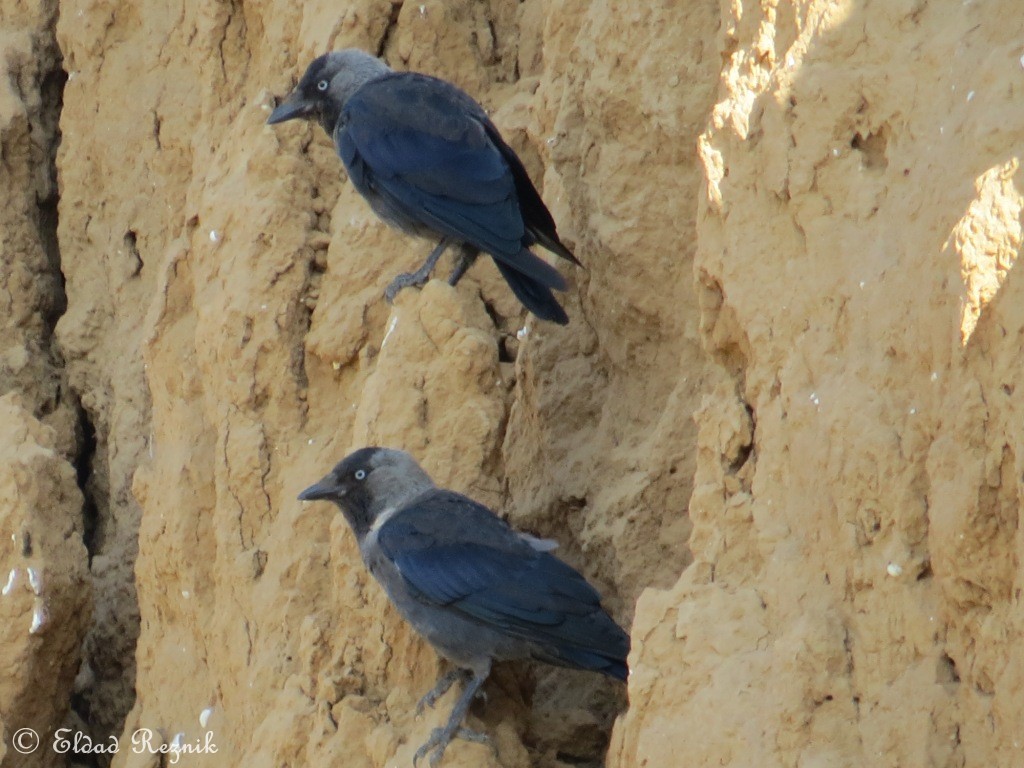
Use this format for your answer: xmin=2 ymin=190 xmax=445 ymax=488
xmin=75 ymin=404 xmax=100 ymax=561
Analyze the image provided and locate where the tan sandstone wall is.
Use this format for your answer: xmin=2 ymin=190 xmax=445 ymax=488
xmin=2 ymin=0 xmax=1023 ymax=766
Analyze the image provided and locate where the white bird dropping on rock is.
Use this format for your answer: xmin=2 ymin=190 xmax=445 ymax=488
xmin=27 ymin=567 xmax=42 ymax=595
xmin=209 ymin=230 xmax=219 ymax=244
xmin=381 ymin=316 xmax=399 ymax=349
xmin=199 ymin=706 xmax=214 ymax=728
xmin=886 ymin=562 xmax=903 ymax=577
xmin=2 ymin=569 xmax=17 ymax=596
xmin=30 ymin=599 xmax=47 ymax=634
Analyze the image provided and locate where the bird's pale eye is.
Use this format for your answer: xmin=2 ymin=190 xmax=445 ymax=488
xmin=354 ymin=469 xmax=367 ymax=480
xmin=317 ymin=79 xmax=329 ymax=92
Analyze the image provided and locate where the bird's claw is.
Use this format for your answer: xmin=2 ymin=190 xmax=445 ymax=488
xmin=416 ymin=668 xmax=466 ymax=717
xmin=415 ymin=691 xmax=482 ymax=717
xmin=414 ymin=692 xmax=437 ymax=717
xmin=412 ymin=726 xmax=490 ymax=768
xmin=412 ymin=727 xmax=445 ymax=768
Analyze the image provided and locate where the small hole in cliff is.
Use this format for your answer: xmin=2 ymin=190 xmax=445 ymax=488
xmin=850 ymin=127 xmax=889 ymax=172
xmin=1002 ymin=383 xmax=1014 ymax=396
xmin=498 ymin=335 xmax=517 ymax=363
xmin=123 ymin=230 xmax=143 ymax=277
xmin=728 ymin=406 xmax=755 ymax=475
xmin=728 ymin=442 xmax=752 ymax=473
xmin=917 ymin=561 xmax=932 ymax=581
xmin=937 ymin=653 xmax=960 ymax=684
xmin=564 ymin=496 xmax=587 ymax=514
xmin=310 ymin=247 xmax=328 ymax=276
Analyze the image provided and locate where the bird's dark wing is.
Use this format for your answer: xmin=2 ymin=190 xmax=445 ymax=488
xmin=479 ymin=121 xmax=581 ymax=268
xmin=337 ymin=74 xmax=565 ymax=288
xmin=376 ymin=490 xmax=628 ymax=677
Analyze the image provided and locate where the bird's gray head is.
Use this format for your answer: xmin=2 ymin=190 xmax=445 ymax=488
xmin=267 ymin=49 xmax=391 ymax=134
xmin=298 ymin=447 xmax=434 ymax=537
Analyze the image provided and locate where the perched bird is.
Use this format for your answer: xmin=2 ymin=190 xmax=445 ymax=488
xmin=299 ymin=447 xmax=629 ymax=767
xmin=268 ymin=50 xmax=580 ymax=325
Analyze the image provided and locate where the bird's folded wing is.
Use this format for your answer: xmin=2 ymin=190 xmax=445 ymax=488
xmin=376 ymin=492 xmax=618 ymax=652
xmin=339 ymin=75 xmax=566 ymax=285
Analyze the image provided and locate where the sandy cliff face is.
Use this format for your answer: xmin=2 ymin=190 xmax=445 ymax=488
xmin=2 ymin=0 xmax=1024 ymax=766
xmin=0 ymin=3 xmax=90 ymax=766
xmin=613 ymin=1 xmax=1024 ymax=765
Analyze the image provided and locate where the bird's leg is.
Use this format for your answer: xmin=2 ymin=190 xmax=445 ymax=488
xmin=415 ymin=668 xmax=469 ymax=716
xmin=413 ymin=666 xmax=491 ymax=768
xmin=446 ymin=244 xmax=480 ymax=287
xmin=385 ymin=238 xmax=452 ymax=303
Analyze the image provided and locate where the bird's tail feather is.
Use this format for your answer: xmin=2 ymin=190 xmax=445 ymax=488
xmin=528 ymin=226 xmax=582 ymax=267
xmin=490 ymin=247 xmax=566 ymax=291
xmin=494 ymin=261 xmax=569 ymax=325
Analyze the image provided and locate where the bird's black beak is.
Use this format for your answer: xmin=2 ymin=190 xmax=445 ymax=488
xmin=298 ymin=478 xmax=339 ymax=501
xmin=267 ymin=94 xmax=315 ymax=125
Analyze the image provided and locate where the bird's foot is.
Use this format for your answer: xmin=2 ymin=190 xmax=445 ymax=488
xmin=412 ymin=726 xmax=490 ymax=768
xmin=415 ymin=669 xmax=465 ymax=716
xmin=385 ymin=239 xmax=453 ymax=303
xmin=415 ymin=691 xmax=438 ymax=717
xmin=384 ymin=271 xmax=429 ymax=303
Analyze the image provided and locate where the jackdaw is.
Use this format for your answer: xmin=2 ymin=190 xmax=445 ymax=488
xmin=298 ymin=447 xmax=628 ymax=767
xmin=268 ymin=50 xmax=581 ymax=325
